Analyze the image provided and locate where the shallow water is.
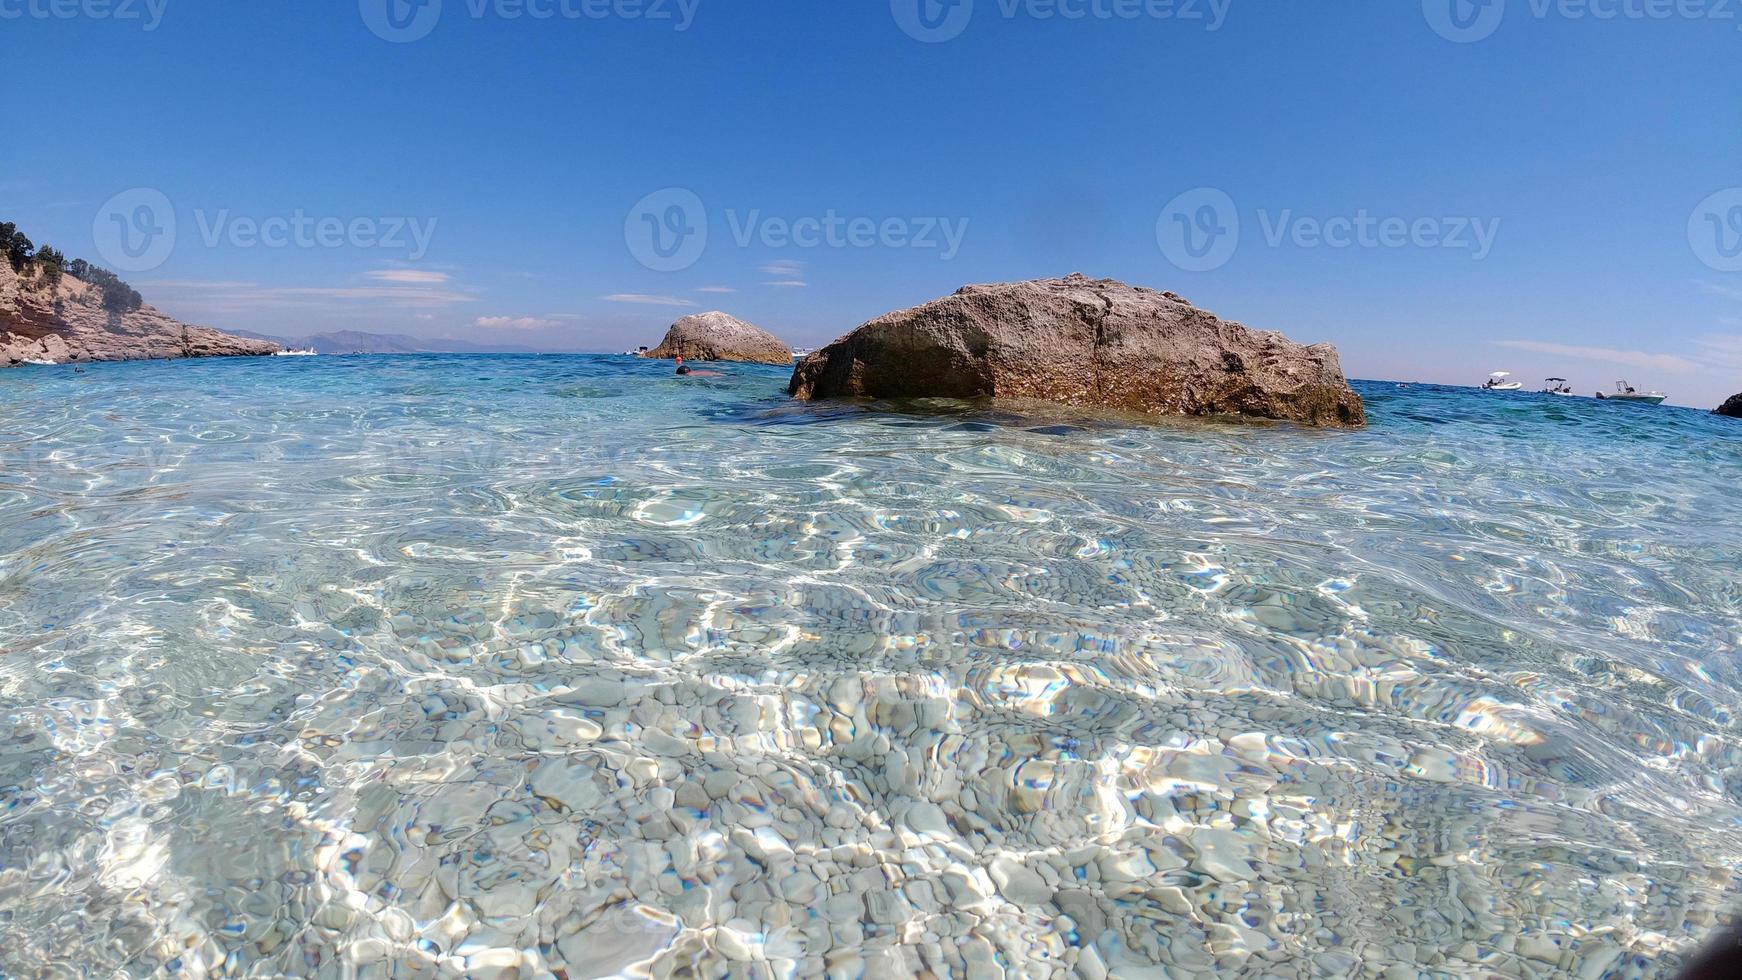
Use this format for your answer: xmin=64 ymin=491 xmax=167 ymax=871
xmin=1 ymin=355 xmax=1738 ymax=978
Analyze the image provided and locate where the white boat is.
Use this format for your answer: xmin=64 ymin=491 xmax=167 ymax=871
xmin=274 ymin=348 xmax=318 ymax=357
xmin=1482 ymin=371 xmax=1523 ymax=391
xmin=1542 ymin=378 xmax=1576 ymax=396
xmin=20 ymin=357 xmax=57 ymax=366
xmin=1595 ymin=380 xmax=1667 ymax=405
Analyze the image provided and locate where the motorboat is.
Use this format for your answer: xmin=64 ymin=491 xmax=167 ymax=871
xmin=1595 ymin=381 xmax=1667 ymax=405
xmin=1542 ymin=378 xmax=1576 ymax=396
xmin=274 ymin=348 xmax=318 ymax=357
xmin=1482 ymin=372 xmax=1523 ymax=391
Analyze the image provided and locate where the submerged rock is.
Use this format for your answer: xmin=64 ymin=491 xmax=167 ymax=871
xmin=788 ymin=274 xmax=1365 ymax=427
xmin=1717 ymin=393 xmax=1742 ymax=418
xmin=644 ymin=311 xmax=792 ymax=365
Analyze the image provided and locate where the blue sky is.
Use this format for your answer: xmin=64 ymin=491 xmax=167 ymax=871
xmin=5 ymin=0 xmax=1742 ymax=406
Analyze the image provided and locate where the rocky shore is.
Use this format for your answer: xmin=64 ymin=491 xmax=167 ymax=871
xmin=0 ymin=260 xmax=277 ymax=367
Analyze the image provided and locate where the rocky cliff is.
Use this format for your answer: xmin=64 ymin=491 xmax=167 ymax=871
xmin=1 ymin=260 xmax=278 ymax=367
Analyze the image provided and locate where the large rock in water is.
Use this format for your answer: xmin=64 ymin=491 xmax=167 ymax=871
xmin=1717 ymin=394 xmax=1742 ymax=418
xmin=1 ymin=260 xmax=277 ymax=366
xmin=643 ymin=312 xmax=792 ymax=365
xmin=788 ymin=274 xmax=1365 ymax=427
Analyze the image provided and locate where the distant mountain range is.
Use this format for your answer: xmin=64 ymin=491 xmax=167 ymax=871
xmin=228 ymin=329 xmax=542 ymax=355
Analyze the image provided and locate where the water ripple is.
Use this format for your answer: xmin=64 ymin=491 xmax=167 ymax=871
xmin=0 ymin=358 xmax=1738 ymax=977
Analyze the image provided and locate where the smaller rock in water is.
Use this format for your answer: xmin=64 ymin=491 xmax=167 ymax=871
xmin=1716 ymin=393 xmax=1742 ymax=418
xmin=643 ymin=311 xmax=793 ymax=365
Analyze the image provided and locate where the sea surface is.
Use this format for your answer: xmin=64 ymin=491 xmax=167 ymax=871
xmin=1 ymin=354 xmax=1739 ymax=978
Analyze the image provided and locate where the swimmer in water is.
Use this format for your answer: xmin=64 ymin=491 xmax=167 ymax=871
xmin=673 ymin=355 xmax=723 ymax=378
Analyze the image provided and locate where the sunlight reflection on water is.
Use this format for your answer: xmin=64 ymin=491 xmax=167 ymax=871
xmin=0 ymin=355 xmax=1739 ymax=977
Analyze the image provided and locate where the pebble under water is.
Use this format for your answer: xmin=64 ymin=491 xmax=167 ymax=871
xmin=1 ymin=354 xmax=1739 ymax=978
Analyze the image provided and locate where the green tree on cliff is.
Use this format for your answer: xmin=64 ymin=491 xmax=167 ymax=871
xmin=0 ymin=222 xmax=35 ymax=271
xmin=33 ymin=247 xmax=65 ymax=291
xmin=3 ymin=221 xmax=141 ymax=310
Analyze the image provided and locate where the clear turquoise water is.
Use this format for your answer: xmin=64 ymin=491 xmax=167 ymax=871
xmin=1 ymin=354 xmax=1738 ymax=978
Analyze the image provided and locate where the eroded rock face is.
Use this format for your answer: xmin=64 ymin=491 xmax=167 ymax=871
xmin=788 ymin=274 xmax=1365 ymax=428
xmin=643 ymin=312 xmax=792 ymax=365
xmin=1717 ymin=394 xmax=1742 ymax=418
xmin=0 ymin=261 xmax=278 ymax=366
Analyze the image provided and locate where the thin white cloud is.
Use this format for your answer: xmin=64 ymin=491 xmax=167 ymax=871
xmin=764 ymin=280 xmax=808 ymax=288
xmin=143 ymin=281 xmax=477 ymax=312
xmin=602 ymin=294 xmax=698 ymax=307
xmin=138 ymin=280 xmax=260 ymax=290
xmin=696 ymin=285 xmax=737 ymax=294
xmin=760 ymin=260 xmax=804 ymax=277
xmin=1491 ymin=340 xmax=1699 ymax=374
xmin=1699 ymin=280 xmax=1742 ymax=301
xmin=1695 ymin=334 xmax=1742 ymax=371
xmin=368 ymin=269 xmax=450 ymax=284
xmin=476 ymin=316 xmax=557 ymax=331
xmin=267 ymin=286 xmax=476 ymax=307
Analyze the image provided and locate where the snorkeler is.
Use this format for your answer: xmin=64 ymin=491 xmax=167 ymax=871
xmin=672 ymin=356 xmax=722 ymax=378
